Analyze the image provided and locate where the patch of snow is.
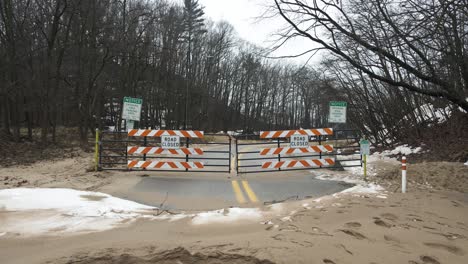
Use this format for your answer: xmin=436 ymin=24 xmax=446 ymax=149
xmin=267 ymin=203 xmax=284 ymax=213
xmin=340 ymin=183 xmax=385 ymax=194
xmin=403 ymin=103 xmax=453 ymax=124
xmin=0 ymin=188 xmax=157 ymax=236
xmin=312 ymin=152 xmax=390 ymax=197
xmin=191 ymin=208 xmax=262 ymax=225
xmin=389 ymin=144 xmax=422 ymax=155
xmin=464 ymin=161 xmax=468 ymax=166
xmin=226 ymin=130 xmax=244 ymax=136
xmin=372 ymin=144 xmax=422 ymax=157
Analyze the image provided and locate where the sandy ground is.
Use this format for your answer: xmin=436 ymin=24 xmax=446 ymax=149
xmin=0 ymin=151 xmax=467 ymax=264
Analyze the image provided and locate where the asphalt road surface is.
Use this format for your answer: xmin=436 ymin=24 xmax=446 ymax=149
xmin=110 ymin=140 xmax=357 ymax=211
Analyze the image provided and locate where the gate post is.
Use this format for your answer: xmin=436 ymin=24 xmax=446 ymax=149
xmin=186 ymin=137 xmax=190 ymax=172
xmin=94 ymin=128 xmax=100 ymax=171
xmin=318 ymin=135 xmax=322 ymax=168
xmin=235 ymin=138 xmax=239 ymax=174
xmin=228 ymin=136 xmax=232 ymax=173
xmin=143 ymin=136 xmax=147 ymax=161
xmin=277 ymin=138 xmax=281 ymax=171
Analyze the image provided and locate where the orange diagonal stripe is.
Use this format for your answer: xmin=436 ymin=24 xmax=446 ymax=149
xmin=128 ymin=130 xmax=137 ymax=136
xmin=274 ymin=161 xmax=284 ymax=168
xmin=312 ymin=160 xmax=322 ymax=166
xmin=181 ymin=131 xmax=191 ymax=138
xmin=273 ymin=148 xmax=283 ymax=155
xmin=128 ymin=160 xmax=138 ymax=168
xmin=300 ymin=160 xmax=309 ymax=167
xmin=272 ymin=131 xmax=282 ymax=138
xmin=262 ymin=161 xmax=272 ymax=168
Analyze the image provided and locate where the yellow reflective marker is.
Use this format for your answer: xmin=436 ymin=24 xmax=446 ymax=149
xmin=242 ymin=180 xmax=259 ymax=203
xmin=231 ymin=180 xmax=246 ymax=204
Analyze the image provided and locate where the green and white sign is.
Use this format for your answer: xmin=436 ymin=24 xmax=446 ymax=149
xmin=329 ymin=101 xmax=347 ymax=123
xmin=122 ymin=97 xmax=142 ymax=121
xmin=360 ymin=139 xmax=370 ymax=155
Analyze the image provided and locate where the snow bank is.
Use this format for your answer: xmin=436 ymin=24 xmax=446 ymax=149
xmin=403 ymin=103 xmax=453 ymax=124
xmin=339 ymin=183 xmax=385 ymax=194
xmin=191 ymin=208 xmax=262 ymax=225
xmin=372 ymin=144 xmax=422 ymax=157
xmin=0 ymin=188 xmax=156 ymax=236
xmin=0 ymin=188 xmax=154 ymax=213
xmin=312 ymin=151 xmax=391 ymax=197
xmin=0 ymin=188 xmax=269 ymax=236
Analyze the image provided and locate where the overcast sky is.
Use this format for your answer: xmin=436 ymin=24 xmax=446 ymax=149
xmin=174 ymin=0 xmax=318 ymax=65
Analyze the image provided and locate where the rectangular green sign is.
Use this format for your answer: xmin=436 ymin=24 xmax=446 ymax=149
xmin=329 ymin=101 xmax=347 ymax=123
xmin=122 ymin=96 xmax=142 ymax=121
xmin=329 ymin=101 xmax=347 ymax=107
xmin=124 ymin=97 xmax=142 ymax=104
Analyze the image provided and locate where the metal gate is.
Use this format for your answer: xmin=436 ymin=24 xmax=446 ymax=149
xmin=97 ymin=129 xmax=231 ymax=173
xmin=235 ymin=128 xmax=362 ymax=174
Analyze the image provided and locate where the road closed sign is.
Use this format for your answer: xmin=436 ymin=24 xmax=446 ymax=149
xmin=161 ymin=135 xmax=180 ymax=149
xmin=290 ymin=135 xmax=309 ymax=148
xmin=122 ymin=97 xmax=142 ymax=121
xmin=329 ymin=101 xmax=347 ymax=123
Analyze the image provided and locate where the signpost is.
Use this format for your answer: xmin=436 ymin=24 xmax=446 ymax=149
xmin=290 ymin=135 xmax=308 ymax=148
xmin=161 ymin=135 xmax=180 ymax=149
xmin=126 ymin=120 xmax=135 ymax=130
xmin=329 ymin=101 xmax=347 ymax=123
xmin=122 ymin=97 xmax=142 ymax=130
xmin=360 ymin=138 xmax=370 ymax=180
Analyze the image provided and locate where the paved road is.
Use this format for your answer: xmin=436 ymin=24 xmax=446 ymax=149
xmin=121 ymin=174 xmax=352 ymax=210
xmin=110 ymin=140 xmax=357 ymax=211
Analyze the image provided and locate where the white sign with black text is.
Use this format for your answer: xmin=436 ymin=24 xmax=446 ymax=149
xmin=290 ymin=135 xmax=309 ymax=148
xmin=161 ymin=135 xmax=180 ymax=149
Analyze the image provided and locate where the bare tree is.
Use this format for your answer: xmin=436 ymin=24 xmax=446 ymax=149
xmin=273 ymin=0 xmax=468 ymax=111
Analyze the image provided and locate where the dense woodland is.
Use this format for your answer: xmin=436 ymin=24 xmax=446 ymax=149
xmin=0 ymin=0 xmax=466 ymax=146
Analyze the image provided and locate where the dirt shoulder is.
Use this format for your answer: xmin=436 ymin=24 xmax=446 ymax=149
xmin=372 ymin=159 xmax=468 ymax=193
xmin=0 ymin=187 xmax=467 ymax=264
xmin=0 ymin=149 xmax=115 ymax=191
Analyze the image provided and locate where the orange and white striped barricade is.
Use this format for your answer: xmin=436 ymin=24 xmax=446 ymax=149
xmin=259 ymin=145 xmax=333 ymax=155
xmin=128 ymin=129 xmax=204 ymax=138
xmin=128 ymin=160 xmax=204 ymax=170
xmin=127 ymin=146 xmax=203 ymax=156
xmin=262 ymin=158 xmax=335 ymax=169
xmin=259 ymin=128 xmax=333 ymax=138
xmin=127 ymin=129 xmax=204 ymax=171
